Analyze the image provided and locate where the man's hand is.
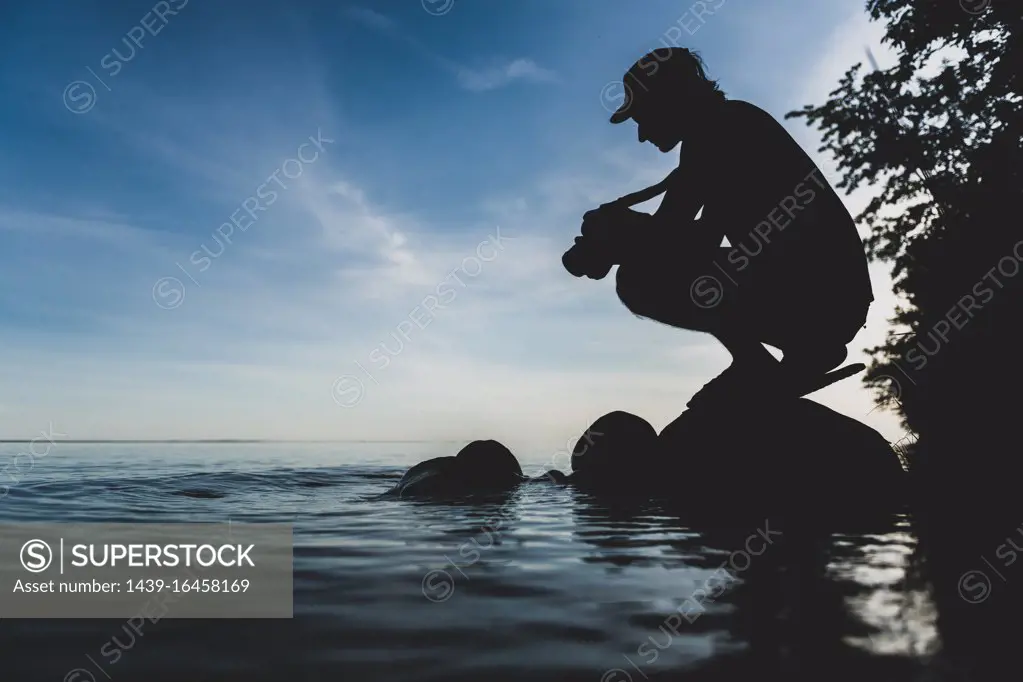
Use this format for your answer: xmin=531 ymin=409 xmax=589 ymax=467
xmin=580 ymin=205 xmax=653 ymax=254
xmin=562 ymin=204 xmax=656 ymax=280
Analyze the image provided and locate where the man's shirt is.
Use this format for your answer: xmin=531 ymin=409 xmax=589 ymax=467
xmin=656 ymin=99 xmax=873 ymax=306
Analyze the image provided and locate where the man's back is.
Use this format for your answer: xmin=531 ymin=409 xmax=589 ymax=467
xmin=672 ymin=99 xmax=873 ymax=306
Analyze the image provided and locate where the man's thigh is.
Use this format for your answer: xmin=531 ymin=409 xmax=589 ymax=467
xmin=616 ymin=247 xmax=739 ymax=331
xmin=617 ymin=235 xmax=868 ymax=348
xmin=747 ymin=273 xmax=871 ymax=351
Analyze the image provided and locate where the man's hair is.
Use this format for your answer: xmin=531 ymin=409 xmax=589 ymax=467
xmin=684 ymin=49 xmax=726 ymax=101
xmin=636 ymin=47 xmax=726 ymax=102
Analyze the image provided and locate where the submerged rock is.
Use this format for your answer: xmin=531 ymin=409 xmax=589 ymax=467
xmin=569 ymin=410 xmax=661 ymax=490
xmin=385 ymin=399 xmax=903 ymax=513
xmin=388 ymin=440 xmax=523 ymax=498
xmin=539 ymin=469 xmax=570 ymax=484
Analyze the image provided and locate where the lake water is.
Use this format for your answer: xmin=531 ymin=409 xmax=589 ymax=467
xmin=0 ymin=442 xmax=947 ymax=681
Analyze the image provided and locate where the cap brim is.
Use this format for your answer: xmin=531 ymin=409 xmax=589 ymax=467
xmin=609 ymin=106 xmax=631 ymax=124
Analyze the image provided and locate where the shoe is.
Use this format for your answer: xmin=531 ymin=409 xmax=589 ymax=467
xmin=686 ymin=362 xmax=778 ymax=409
xmin=785 ymin=362 xmax=866 ymax=398
xmin=780 ymin=344 xmax=847 ymax=375
xmin=778 ymin=345 xmax=848 ymax=395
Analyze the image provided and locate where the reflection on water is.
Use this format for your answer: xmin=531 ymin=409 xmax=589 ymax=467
xmin=0 ymin=444 xmax=950 ymax=681
xmin=569 ymin=491 xmax=938 ymax=681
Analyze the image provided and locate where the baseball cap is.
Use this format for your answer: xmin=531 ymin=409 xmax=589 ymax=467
xmin=609 ymin=47 xmax=703 ymax=124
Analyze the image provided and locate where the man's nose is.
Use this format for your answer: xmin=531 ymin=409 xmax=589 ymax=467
xmin=637 ymin=127 xmax=647 ymax=143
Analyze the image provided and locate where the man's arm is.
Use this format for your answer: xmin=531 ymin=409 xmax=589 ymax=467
xmin=649 ymin=150 xmax=724 ymax=255
xmin=652 ymin=156 xmax=704 ymax=225
xmin=578 ymin=151 xmax=715 ymax=268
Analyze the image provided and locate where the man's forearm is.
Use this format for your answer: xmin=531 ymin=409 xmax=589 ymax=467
xmin=619 ymin=210 xmax=669 ymax=266
xmin=622 ymin=207 xmax=723 ymax=267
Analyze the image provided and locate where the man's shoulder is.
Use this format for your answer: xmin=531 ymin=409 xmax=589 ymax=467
xmin=722 ymin=98 xmax=763 ymax=114
xmin=720 ymin=99 xmax=783 ymax=133
xmin=717 ymin=99 xmax=816 ymax=169
xmin=699 ymin=100 xmax=779 ymax=159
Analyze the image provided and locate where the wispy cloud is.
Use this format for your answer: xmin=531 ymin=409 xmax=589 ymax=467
xmin=346 ymin=6 xmax=396 ymax=31
xmin=456 ymin=58 xmax=557 ymax=92
xmin=344 ymin=6 xmax=556 ymax=92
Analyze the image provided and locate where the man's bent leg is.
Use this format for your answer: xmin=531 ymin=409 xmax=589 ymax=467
xmin=616 ymin=248 xmax=733 ymax=333
xmin=774 ymin=296 xmax=870 ymax=376
xmin=616 ymin=249 xmax=779 ymax=370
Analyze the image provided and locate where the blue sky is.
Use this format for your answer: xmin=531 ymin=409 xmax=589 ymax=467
xmin=0 ymin=0 xmax=904 ymax=447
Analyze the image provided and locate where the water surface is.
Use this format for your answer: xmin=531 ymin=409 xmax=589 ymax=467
xmin=0 ymin=443 xmax=939 ymax=681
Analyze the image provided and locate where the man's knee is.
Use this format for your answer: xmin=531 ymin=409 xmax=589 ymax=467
xmin=617 ymin=263 xmax=720 ymax=331
xmin=616 ymin=263 xmax=653 ymax=315
xmin=616 ymin=264 xmax=636 ymax=308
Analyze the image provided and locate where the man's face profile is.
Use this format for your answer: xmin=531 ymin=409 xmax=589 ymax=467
xmin=632 ymin=96 xmax=683 ymax=153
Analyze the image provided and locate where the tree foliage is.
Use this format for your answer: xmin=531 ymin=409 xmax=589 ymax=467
xmin=787 ymin=1 xmax=1022 ymax=460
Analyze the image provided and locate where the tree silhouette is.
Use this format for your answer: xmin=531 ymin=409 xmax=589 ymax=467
xmin=786 ymin=0 xmax=1021 ymax=470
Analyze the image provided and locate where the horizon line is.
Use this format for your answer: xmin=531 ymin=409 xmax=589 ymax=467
xmin=0 ymin=439 xmax=471 ymax=444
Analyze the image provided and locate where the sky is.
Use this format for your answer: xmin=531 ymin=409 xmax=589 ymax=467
xmin=0 ymin=0 xmax=907 ymax=449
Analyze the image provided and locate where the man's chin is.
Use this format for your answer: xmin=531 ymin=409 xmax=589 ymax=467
xmin=655 ymin=141 xmax=679 ymax=153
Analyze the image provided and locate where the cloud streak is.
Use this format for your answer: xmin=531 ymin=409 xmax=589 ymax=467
xmin=344 ymin=6 xmax=557 ymax=92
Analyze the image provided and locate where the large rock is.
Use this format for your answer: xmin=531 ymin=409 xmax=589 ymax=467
xmin=657 ymin=398 xmax=906 ymax=513
xmin=569 ymin=411 xmax=661 ymax=490
xmin=387 ymin=440 xmax=524 ymax=498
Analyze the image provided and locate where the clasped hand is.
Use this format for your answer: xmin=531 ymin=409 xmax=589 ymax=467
xmin=577 ymin=204 xmax=652 ymax=256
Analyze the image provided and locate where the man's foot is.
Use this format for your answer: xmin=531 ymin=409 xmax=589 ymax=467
xmin=686 ymin=357 xmax=780 ymax=409
xmin=778 ymin=345 xmax=848 ymax=394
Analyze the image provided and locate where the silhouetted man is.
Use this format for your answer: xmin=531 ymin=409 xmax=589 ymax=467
xmin=568 ymin=48 xmax=873 ymax=404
